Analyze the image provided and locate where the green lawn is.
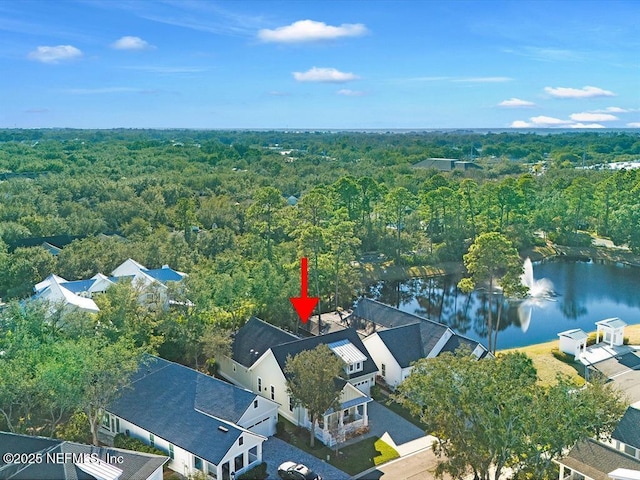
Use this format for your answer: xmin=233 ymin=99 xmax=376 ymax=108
xmin=275 ymin=417 xmax=399 ymax=475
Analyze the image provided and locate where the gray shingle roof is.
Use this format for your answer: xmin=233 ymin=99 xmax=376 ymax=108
xmin=612 ymin=406 xmax=640 ymax=450
xmin=375 ymin=324 xmax=424 ymax=368
xmin=0 ymin=432 xmax=167 ymax=480
xmin=270 ymin=328 xmax=378 ymax=380
xmin=559 ymin=438 xmax=640 ymax=480
xmin=108 ymin=356 xmax=262 ymax=466
xmin=351 ymin=298 xmax=427 ymax=329
xmin=232 ymin=317 xmax=298 ymax=367
xmin=439 ymin=333 xmax=485 ymax=356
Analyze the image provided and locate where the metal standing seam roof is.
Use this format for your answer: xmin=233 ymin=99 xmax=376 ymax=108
xmin=327 ymin=339 xmax=367 ymax=364
xmin=596 ymin=317 xmax=628 ymax=329
xmin=558 ymin=329 xmax=589 ymax=341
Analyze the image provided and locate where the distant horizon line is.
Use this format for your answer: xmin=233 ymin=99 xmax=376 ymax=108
xmin=2 ymin=127 xmax=639 ymax=133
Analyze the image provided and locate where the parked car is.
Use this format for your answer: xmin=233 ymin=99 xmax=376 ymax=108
xmin=277 ymin=461 xmax=322 ymax=480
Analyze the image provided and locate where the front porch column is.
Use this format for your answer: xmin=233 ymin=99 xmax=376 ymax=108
xmin=363 ymin=402 xmax=368 ymax=427
xmin=558 ymin=464 xmax=564 ymax=480
xmin=243 ymin=450 xmax=248 ymax=469
xmin=216 ymin=462 xmax=222 ymax=480
xmin=257 ymin=442 xmax=262 ymax=461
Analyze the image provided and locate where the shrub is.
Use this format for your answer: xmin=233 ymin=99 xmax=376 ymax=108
xmin=551 ymin=348 xmax=575 ymax=364
xmin=113 ymin=433 xmax=166 ymax=456
xmin=238 ymin=462 xmax=267 ymax=480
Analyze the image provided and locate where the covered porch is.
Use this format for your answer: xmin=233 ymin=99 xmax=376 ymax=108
xmin=305 ymin=397 xmax=371 ymax=447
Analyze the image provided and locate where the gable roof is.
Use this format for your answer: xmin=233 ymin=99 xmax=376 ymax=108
xmin=352 ymin=298 xmax=434 ymax=329
xmin=375 ymin=324 xmax=424 ymax=368
xmin=612 ymin=406 xmax=640 ymax=450
xmin=108 ymin=356 xmax=265 ymax=466
xmin=0 ymin=432 xmax=167 ymax=480
xmin=358 ymin=299 xmax=489 ymax=364
xmin=270 ymin=328 xmax=378 ymax=380
xmin=232 ymin=316 xmax=298 ymax=368
xmin=558 ymin=438 xmax=640 ymax=480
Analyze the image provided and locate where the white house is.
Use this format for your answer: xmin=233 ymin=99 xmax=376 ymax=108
xmin=103 ymin=356 xmax=278 ymax=479
xmin=608 ymin=406 xmax=640 ymax=461
xmin=0 ymin=431 xmax=168 ymax=480
xmin=556 ymin=406 xmax=640 ymax=479
xmin=219 ymin=317 xmax=376 ymax=446
xmin=596 ymin=317 xmax=628 ymax=347
xmin=555 ymin=438 xmax=640 ymax=480
xmin=357 ymin=299 xmax=489 ymax=388
xmin=33 ymin=259 xmax=186 ymax=314
xmin=558 ymin=328 xmax=589 ymax=360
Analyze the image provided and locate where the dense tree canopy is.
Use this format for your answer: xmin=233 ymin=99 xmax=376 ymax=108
xmin=395 ymin=351 xmax=625 ymax=480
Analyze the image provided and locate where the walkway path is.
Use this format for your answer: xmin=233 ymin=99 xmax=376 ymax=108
xmin=342 ymin=401 xmax=435 ymax=456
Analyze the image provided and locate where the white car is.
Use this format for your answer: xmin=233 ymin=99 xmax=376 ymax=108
xmin=277 ymin=461 xmax=322 ymax=480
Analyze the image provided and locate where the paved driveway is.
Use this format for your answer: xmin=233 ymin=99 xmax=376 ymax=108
xmin=262 ymin=437 xmax=349 ymax=480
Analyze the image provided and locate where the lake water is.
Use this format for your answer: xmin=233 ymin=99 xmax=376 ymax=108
xmin=367 ymin=259 xmax=640 ymax=350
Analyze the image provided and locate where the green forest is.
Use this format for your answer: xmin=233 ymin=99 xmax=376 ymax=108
xmin=1 ymin=128 xmax=640 ymax=441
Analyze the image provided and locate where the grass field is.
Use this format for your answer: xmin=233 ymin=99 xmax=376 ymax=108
xmin=500 ymin=324 xmax=640 ymax=386
xmin=275 ymin=417 xmax=399 ymax=475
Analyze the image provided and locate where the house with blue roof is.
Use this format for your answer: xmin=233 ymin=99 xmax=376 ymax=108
xmin=102 ymin=356 xmax=278 ymax=480
xmin=33 ymin=259 xmax=186 ymax=314
xmin=0 ymin=431 xmax=168 ymax=480
xmin=219 ymin=317 xmax=376 ymax=447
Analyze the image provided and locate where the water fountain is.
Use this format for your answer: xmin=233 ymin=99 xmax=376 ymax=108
xmin=521 ymin=258 xmax=554 ymax=298
xmin=518 ymin=258 xmax=555 ymax=332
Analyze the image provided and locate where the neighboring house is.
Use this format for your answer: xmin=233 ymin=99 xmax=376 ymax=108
xmin=555 ymin=438 xmax=640 ymax=480
xmin=33 ymin=259 xmax=186 ymax=314
xmin=355 ymin=299 xmax=489 ymax=388
xmin=412 ymin=158 xmax=481 ymax=172
xmin=0 ymin=431 xmax=168 ymax=480
xmin=609 ymin=406 xmax=640 ymax=460
xmin=102 ymin=355 xmax=278 ymax=480
xmin=218 ymin=317 xmax=376 ymax=446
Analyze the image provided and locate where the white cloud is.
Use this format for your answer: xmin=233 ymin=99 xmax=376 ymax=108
xmin=530 ymin=115 xmax=573 ymax=126
xmin=628 ymin=122 xmax=640 ymax=128
xmin=499 ymin=98 xmax=535 ymax=107
xmin=454 ymin=76 xmax=512 ymax=83
xmin=337 ymin=89 xmax=365 ymax=96
xmin=601 ymin=106 xmax=629 ymax=113
xmin=510 ymin=120 xmax=533 ymax=128
xmin=544 ymin=85 xmax=615 ymax=98
xmin=111 ymin=36 xmax=154 ymax=50
xmin=28 ymin=45 xmax=82 ymax=64
xmin=570 ymin=112 xmax=618 ymax=122
xmin=293 ymin=67 xmax=359 ymax=83
xmin=570 ymin=123 xmax=606 ymax=129
xmin=258 ymin=20 xmax=368 ymax=43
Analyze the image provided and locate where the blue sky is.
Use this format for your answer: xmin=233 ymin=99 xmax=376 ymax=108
xmin=1 ymin=0 xmax=639 ymax=129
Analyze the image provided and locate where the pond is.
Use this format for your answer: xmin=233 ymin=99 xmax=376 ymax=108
xmin=366 ymin=259 xmax=640 ymax=350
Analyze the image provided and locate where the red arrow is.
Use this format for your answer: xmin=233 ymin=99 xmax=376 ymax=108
xmin=290 ymin=257 xmax=319 ymax=324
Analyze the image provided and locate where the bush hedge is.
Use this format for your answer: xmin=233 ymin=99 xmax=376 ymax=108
xmin=113 ymin=433 xmax=166 ymax=456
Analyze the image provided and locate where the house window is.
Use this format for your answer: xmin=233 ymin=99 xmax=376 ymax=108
xmin=254 ymin=399 xmax=258 ymax=409
xmin=233 ymin=364 xmax=236 ymax=372
xmin=194 ymin=457 xmax=203 ymax=471
xmin=257 ymin=377 xmax=262 ymax=392
xmin=234 ymin=453 xmax=244 ymax=471
xmin=289 ymin=396 xmax=294 ymax=412
xmin=102 ymin=414 xmax=110 ymax=429
xmin=239 ymin=436 xmax=243 ymax=446
xmin=356 ymin=361 xmax=362 ymax=371
xmin=270 ymin=385 xmax=275 ymax=401
xmin=149 ymin=433 xmax=155 ymax=447
xmin=169 ymin=444 xmax=174 ymax=460
xmin=381 ymin=364 xmax=386 ymax=377
xmin=624 ymin=444 xmax=637 ymax=457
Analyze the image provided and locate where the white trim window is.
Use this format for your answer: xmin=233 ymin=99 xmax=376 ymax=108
xmin=270 ymin=385 xmax=275 ymax=401
xmin=257 ymin=376 xmax=262 ymax=392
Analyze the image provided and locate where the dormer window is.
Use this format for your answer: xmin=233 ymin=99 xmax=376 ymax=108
xmin=347 ymin=361 xmax=363 ymax=374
